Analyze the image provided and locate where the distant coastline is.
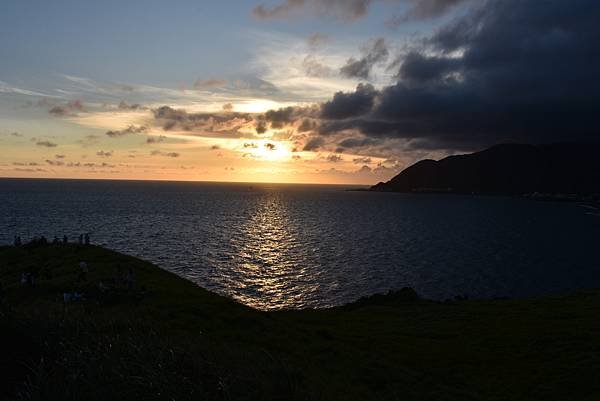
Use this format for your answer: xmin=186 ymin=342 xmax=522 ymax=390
xmin=349 ymin=186 xmax=600 ymax=209
xmin=368 ymin=143 xmax=600 ymax=205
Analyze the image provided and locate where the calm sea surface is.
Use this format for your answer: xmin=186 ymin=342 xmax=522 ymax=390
xmin=1 ymin=178 xmax=599 ymax=309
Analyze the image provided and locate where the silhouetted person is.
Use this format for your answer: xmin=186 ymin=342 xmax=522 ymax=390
xmin=84 ymin=233 xmax=90 ymax=245
xmin=78 ymin=234 xmax=83 ymax=245
xmin=53 ymin=236 xmax=60 ymax=245
xmin=14 ymin=236 xmax=21 ymax=247
xmin=63 ymin=235 xmax=68 ymax=244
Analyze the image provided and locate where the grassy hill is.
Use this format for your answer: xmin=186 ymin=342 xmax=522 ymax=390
xmin=1 ymin=244 xmax=599 ymax=401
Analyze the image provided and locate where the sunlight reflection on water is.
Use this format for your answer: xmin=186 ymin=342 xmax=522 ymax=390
xmin=1 ymin=179 xmax=600 ymax=310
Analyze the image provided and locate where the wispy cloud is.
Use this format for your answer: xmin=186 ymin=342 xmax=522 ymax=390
xmin=146 ymin=135 xmax=166 ymax=144
xmin=96 ymin=150 xmax=113 ymax=157
xmin=150 ymin=150 xmax=180 ymax=158
xmin=340 ymin=38 xmax=388 ymax=79
xmin=105 ymin=125 xmax=148 ymax=138
xmin=48 ymin=100 xmax=85 ymax=116
xmin=0 ymin=80 xmax=57 ymax=98
xmin=193 ymin=79 xmax=229 ymax=90
xmin=253 ymin=0 xmax=372 ymax=21
xmin=45 ymin=159 xmax=64 ymax=166
xmin=36 ymin=140 xmax=58 ymax=148
xmin=252 ymin=0 xmax=468 ymax=23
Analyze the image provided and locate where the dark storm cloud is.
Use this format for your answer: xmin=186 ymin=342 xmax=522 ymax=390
xmin=317 ymin=0 xmax=600 ymax=151
xmin=337 ymin=137 xmax=380 ymax=149
xmin=397 ymin=52 xmax=461 ymax=84
xmin=340 ymin=38 xmax=388 ymax=79
xmin=321 ymin=83 xmax=376 ymax=119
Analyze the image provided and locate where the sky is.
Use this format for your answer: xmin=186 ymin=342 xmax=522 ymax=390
xmin=1 ymin=0 xmax=598 ymax=184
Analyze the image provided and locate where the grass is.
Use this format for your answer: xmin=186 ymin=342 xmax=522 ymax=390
xmin=1 ymin=244 xmax=599 ymax=400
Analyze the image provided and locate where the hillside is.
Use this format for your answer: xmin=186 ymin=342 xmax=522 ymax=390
xmin=372 ymin=143 xmax=600 ymax=194
xmin=1 ymin=244 xmax=599 ymax=400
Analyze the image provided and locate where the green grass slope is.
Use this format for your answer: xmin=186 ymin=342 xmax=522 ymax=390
xmin=1 ymin=244 xmax=599 ymax=401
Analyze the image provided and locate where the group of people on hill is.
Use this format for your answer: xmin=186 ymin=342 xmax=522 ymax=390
xmin=13 ymin=233 xmax=90 ymax=247
xmin=7 ymin=237 xmax=145 ymax=311
xmin=64 ymin=261 xmax=138 ymax=306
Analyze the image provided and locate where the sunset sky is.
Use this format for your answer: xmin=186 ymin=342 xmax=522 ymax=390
xmin=1 ymin=0 xmax=598 ymax=184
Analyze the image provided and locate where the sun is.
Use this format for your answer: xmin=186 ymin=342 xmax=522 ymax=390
xmin=245 ymin=140 xmax=292 ymax=162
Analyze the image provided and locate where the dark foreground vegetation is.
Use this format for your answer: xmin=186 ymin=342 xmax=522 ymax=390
xmin=1 ymin=244 xmax=599 ymax=401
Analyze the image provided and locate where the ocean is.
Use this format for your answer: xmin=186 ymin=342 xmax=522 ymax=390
xmin=1 ymin=178 xmax=599 ymax=310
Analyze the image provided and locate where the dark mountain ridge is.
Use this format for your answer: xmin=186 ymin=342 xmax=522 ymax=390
xmin=371 ymin=143 xmax=600 ymax=194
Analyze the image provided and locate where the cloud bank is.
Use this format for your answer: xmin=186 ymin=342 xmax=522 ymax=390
xmin=313 ymin=0 xmax=600 ymax=152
